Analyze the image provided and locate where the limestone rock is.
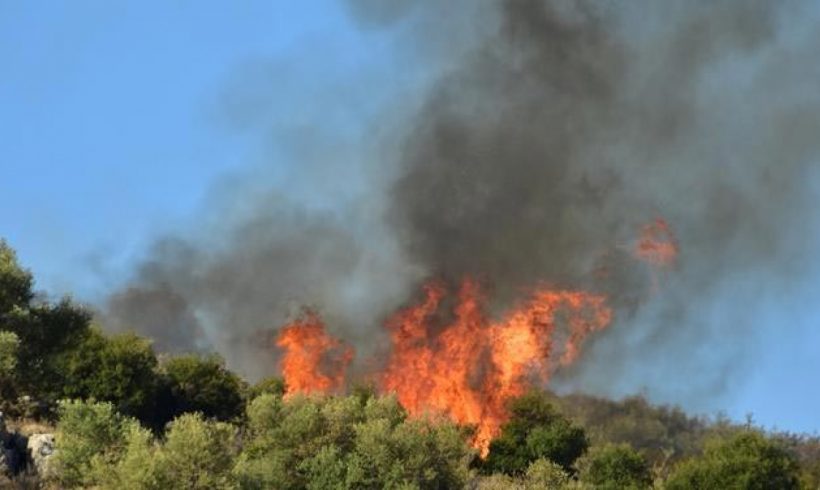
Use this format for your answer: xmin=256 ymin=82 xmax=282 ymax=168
xmin=27 ymin=433 xmax=55 ymax=479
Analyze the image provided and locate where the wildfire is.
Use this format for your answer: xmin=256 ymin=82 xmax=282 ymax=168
xmin=634 ymin=218 xmax=679 ymax=292
xmin=635 ymin=218 xmax=678 ymax=268
xmin=270 ymin=219 xmax=680 ymax=455
xmin=380 ymin=278 xmax=611 ymax=455
xmin=275 ymin=310 xmax=353 ymax=397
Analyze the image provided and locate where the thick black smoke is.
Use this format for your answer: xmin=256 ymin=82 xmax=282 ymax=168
xmin=106 ymin=1 xmax=820 ymax=409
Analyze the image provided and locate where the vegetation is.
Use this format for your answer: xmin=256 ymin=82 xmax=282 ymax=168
xmin=2 ymin=239 xmax=820 ymax=488
xmin=161 ymin=354 xmax=246 ymax=424
xmin=666 ymin=431 xmax=800 ymax=490
xmin=483 ymin=390 xmax=588 ymax=475
xmin=577 ymin=443 xmax=653 ymax=489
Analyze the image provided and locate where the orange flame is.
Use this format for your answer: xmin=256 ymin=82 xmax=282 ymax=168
xmin=635 ymin=218 xmax=678 ymax=268
xmin=276 ymin=310 xmax=353 ymax=397
xmin=271 ymin=220 xmax=682 ymax=456
xmin=380 ymin=278 xmax=612 ymax=455
xmin=634 ymin=218 xmax=679 ymax=292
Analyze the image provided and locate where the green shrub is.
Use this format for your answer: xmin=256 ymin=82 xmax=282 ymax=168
xmin=246 ymin=375 xmax=286 ymax=400
xmin=161 ymin=354 xmax=246 ymax=423
xmin=5 ymin=299 xmax=92 ymax=400
xmin=59 ymin=329 xmax=162 ymax=425
xmin=525 ymin=458 xmax=570 ymax=488
xmin=484 ymin=391 xmax=588 ymax=475
xmin=666 ymin=431 xmax=800 ymax=490
xmin=53 ymin=399 xmax=138 ymax=488
xmin=0 ymin=240 xmax=33 ymax=316
xmin=151 ymin=413 xmax=238 ymax=489
xmin=0 ymin=330 xmax=19 ymax=377
xmin=578 ymin=444 xmax=652 ymax=489
xmin=234 ymin=393 xmax=473 ymax=489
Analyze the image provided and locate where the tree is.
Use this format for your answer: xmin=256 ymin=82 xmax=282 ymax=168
xmin=579 ymin=444 xmax=652 ymax=489
xmin=233 ymin=393 xmax=473 ymax=489
xmin=59 ymin=329 xmax=162 ymax=425
xmin=0 ymin=241 xmax=94 ymax=408
xmin=149 ymin=413 xmax=238 ymax=489
xmin=53 ymin=399 xmax=139 ymax=488
xmin=524 ymin=458 xmax=570 ymax=488
xmin=476 ymin=459 xmax=569 ymax=489
xmin=0 ymin=331 xmax=19 ymax=378
xmin=4 ymin=299 xmax=92 ymax=400
xmin=0 ymin=241 xmax=33 ymax=317
xmin=161 ymin=354 xmax=246 ymax=423
xmin=246 ymin=375 xmax=286 ymax=401
xmin=483 ymin=391 xmax=588 ymax=475
xmin=666 ymin=431 xmax=800 ymax=490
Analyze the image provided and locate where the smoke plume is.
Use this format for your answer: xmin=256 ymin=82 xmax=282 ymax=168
xmin=105 ymin=0 xmax=820 ymax=410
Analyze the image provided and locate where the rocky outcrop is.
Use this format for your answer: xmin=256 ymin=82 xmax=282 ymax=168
xmin=26 ymin=433 xmax=55 ymax=479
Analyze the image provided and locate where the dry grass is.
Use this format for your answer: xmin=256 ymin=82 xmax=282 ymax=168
xmin=6 ymin=418 xmax=54 ymax=437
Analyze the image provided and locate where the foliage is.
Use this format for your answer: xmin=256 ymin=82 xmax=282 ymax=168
xmin=59 ymin=329 xmax=162 ymax=425
xmin=234 ymin=393 xmax=473 ymax=489
xmin=0 ymin=241 xmax=33 ymax=316
xmin=665 ymin=431 xmax=800 ymax=490
xmin=149 ymin=413 xmax=238 ymax=489
xmin=774 ymin=432 xmax=820 ymax=489
xmin=52 ymin=399 xmax=138 ymax=488
xmin=246 ymin=375 xmax=286 ymax=400
xmin=578 ymin=444 xmax=652 ymax=489
xmin=483 ymin=390 xmax=588 ymax=475
xmin=3 ymin=241 xmax=820 ymax=488
xmin=552 ymin=392 xmax=710 ymax=471
xmin=525 ymin=458 xmax=571 ymax=488
xmin=161 ymin=353 xmax=246 ymax=423
xmin=4 ymin=299 xmax=92 ymax=400
xmin=96 ymin=422 xmax=159 ymax=489
xmin=476 ymin=459 xmax=569 ymax=489
xmin=0 ymin=330 xmax=20 ymax=377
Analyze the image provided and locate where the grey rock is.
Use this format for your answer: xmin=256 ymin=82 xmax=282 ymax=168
xmin=27 ymin=433 xmax=55 ymax=479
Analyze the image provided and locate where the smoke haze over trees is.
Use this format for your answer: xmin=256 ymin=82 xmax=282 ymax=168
xmin=99 ymin=0 xmax=820 ymax=418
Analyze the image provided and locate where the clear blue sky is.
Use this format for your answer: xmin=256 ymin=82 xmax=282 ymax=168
xmin=1 ymin=1 xmax=818 ymax=434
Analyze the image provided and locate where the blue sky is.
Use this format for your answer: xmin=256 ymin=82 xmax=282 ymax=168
xmin=0 ymin=0 xmax=394 ymax=295
xmin=1 ymin=1 xmax=818 ymax=433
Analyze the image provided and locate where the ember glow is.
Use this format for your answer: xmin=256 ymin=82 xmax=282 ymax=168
xmin=275 ymin=311 xmax=353 ymax=397
xmin=635 ymin=218 xmax=679 ymax=268
xmin=634 ymin=218 xmax=679 ymax=292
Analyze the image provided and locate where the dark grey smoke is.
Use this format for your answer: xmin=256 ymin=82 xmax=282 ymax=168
xmin=385 ymin=0 xmax=820 ymax=408
xmin=106 ymin=0 xmax=820 ymax=410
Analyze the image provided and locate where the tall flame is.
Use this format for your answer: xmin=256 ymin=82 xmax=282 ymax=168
xmin=380 ymin=278 xmax=611 ymax=455
xmin=276 ymin=310 xmax=353 ymax=397
xmin=270 ymin=219 xmax=683 ymax=454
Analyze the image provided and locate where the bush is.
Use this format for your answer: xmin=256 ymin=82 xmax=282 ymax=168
xmin=97 ymin=423 xmax=159 ymax=489
xmin=0 ymin=330 xmax=19 ymax=377
xmin=578 ymin=444 xmax=652 ymax=489
xmin=5 ymin=299 xmax=92 ymax=400
xmin=666 ymin=431 xmax=800 ymax=490
xmin=525 ymin=458 xmax=570 ymax=488
xmin=0 ymin=241 xmax=33 ymax=316
xmin=53 ymin=399 xmax=138 ymax=488
xmin=246 ymin=375 xmax=286 ymax=401
xmin=161 ymin=354 xmax=246 ymax=423
xmin=484 ymin=391 xmax=588 ymax=475
xmin=150 ymin=413 xmax=238 ymax=489
xmin=234 ymin=393 xmax=473 ymax=489
xmin=476 ymin=459 xmax=569 ymax=489
xmin=59 ymin=329 xmax=162 ymax=425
